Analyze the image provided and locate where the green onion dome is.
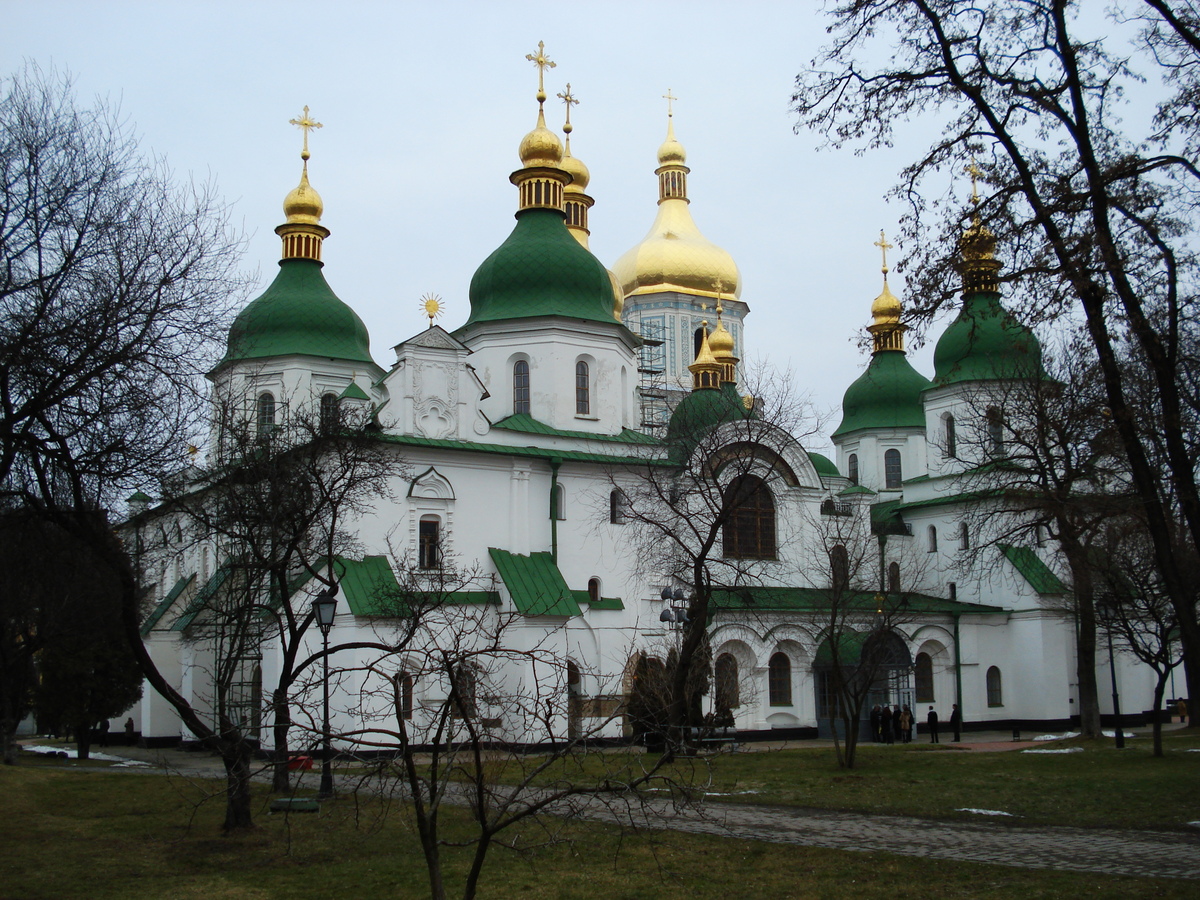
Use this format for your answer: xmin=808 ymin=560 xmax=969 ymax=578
xmin=463 ymin=207 xmax=622 ymax=328
xmin=667 ymin=381 xmax=753 ymax=449
xmin=833 ymin=350 xmax=932 ymax=437
xmin=931 ymin=291 xmax=1044 ymax=386
xmin=220 ymin=258 xmax=374 ymax=366
xmin=807 ymin=451 xmax=840 ymax=478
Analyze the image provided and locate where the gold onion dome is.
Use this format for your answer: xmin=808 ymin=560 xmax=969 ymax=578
xmin=283 ymin=166 xmax=324 ymax=225
xmin=518 ymin=108 xmax=564 ymax=168
xmin=613 ymin=100 xmax=741 ymax=300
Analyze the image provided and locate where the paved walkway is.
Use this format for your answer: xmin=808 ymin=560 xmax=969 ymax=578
xmin=20 ymin=730 xmax=1199 ymax=880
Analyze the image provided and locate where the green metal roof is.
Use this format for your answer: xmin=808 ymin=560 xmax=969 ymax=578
xmin=571 ymin=589 xmax=625 ymax=610
xmin=932 ymin=291 xmax=1045 ymax=386
xmin=376 ymin=432 xmax=668 ymax=467
xmin=464 ymin=208 xmax=625 ymax=329
xmin=220 ymin=259 xmax=375 ymax=369
xmin=895 ymin=489 xmax=1002 ymax=513
xmin=839 ymin=485 xmax=877 ymax=496
xmin=331 ymin=555 xmax=399 ymax=616
xmin=999 ymin=544 xmax=1068 ymax=595
xmin=492 ymin=413 xmax=660 ymax=444
xmin=140 ymin=574 xmax=196 ymax=636
xmin=171 ymin=566 xmax=233 ymax=631
xmin=667 ymin=382 xmax=754 ymax=447
xmin=808 ymin=451 xmax=839 ymax=477
xmin=488 ymin=548 xmax=581 ymax=616
xmin=833 ymin=350 xmax=932 ymax=437
xmin=340 ymin=382 xmax=370 ymax=401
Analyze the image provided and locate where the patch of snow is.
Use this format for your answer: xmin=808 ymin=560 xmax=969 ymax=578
xmin=956 ymin=808 xmax=1017 ymax=817
xmin=1023 ymin=747 xmax=1083 ymax=754
xmin=22 ymin=744 xmax=145 ymax=764
xmin=1189 ymin=821 xmax=1200 ymax=828
xmin=1186 ymin=749 xmax=1200 ymax=753
xmin=1033 ymin=732 xmax=1079 ymax=741
xmin=1101 ymin=730 xmax=1135 ymax=738
xmin=705 ymin=790 xmax=762 ymax=797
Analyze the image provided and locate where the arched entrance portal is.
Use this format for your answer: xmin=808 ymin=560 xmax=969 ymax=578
xmin=812 ymin=629 xmax=913 ymax=740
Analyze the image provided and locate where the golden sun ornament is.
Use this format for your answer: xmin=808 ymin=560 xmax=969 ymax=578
xmin=421 ymin=293 xmax=443 ymax=326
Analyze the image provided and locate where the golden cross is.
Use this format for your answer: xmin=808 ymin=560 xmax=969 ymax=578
xmin=966 ymin=158 xmax=983 ymax=205
xmin=289 ymin=105 xmax=323 ymax=160
xmin=526 ymin=41 xmax=556 ymax=101
xmin=874 ymin=229 xmax=893 ymax=277
xmin=558 ymin=83 xmax=578 ymax=132
xmin=663 ymin=88 xmax=677 ymax=117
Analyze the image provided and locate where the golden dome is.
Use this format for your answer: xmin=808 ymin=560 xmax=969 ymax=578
xmin=608 ymin=268 xmax=624 ymax=320
xmin=518 ymin=107 xmax=564 ymax=169
xmin=284 ymin=164 xmax=323 ymax=225
xmin=561 ymin=144 xmax=590 ymax=192
xmin=867 ymin=231 xmax=906 ymax=353
xmin=657 ymin=117 xmax=686 ymax=165
xmin=709 ymin=315 xmax=734 ymax=356
xmin=871 ymin=281 xmax=901 ymax=327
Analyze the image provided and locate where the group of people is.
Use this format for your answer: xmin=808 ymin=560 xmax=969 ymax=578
xmin=870 ymin=702 xmax=962 ymax=744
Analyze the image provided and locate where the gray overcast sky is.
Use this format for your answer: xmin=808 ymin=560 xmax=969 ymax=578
xmin=5 ymin=0 xmax=956 ymax=452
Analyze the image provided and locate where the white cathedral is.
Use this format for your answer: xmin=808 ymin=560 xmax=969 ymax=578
xmin=126 ymin=63 xmax=1158 ymax=751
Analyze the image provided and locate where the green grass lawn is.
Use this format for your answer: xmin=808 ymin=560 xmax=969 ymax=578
xmin=0 ymin=763 xmax=1195 ymax=900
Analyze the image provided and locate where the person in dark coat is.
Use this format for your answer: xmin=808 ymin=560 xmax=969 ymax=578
xmin=892 ymin=704 xmax=902 ymax=743
xmin=950 ymin=703 xmax=961 ymax=742
xmin=927 ymin=706 xmax=939 ymax=743
xmin=900 ymin=705 xmax=913 ymax=743
xmin=870 ymin=705 xmax=882 ymax=742
xmin=881 ymin=704 xmax=894 ymax=744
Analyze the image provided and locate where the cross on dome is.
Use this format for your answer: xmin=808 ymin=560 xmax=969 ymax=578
xmin=875 ymin=229 xmax=893 ymax=280
xmin=289 ymin=105 xmax=323 ymax=161
xmin=525 ymin=41 xmax=556 ymax=103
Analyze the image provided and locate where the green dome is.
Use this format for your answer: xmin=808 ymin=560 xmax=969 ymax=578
xmin=832 ymin=350 xmax=932 ymax=438
xmin=807 ymin=451 xmax=840 ymax=478
xmin=932 ymin=292 xmax=1044 ymax=386
xmin=667 ymin=382 xmax=753 ymax=450
xmin=221 ymin=259 xmax=374 ymax=368
xmin=463 ymin=208 xmax=620 ymax=328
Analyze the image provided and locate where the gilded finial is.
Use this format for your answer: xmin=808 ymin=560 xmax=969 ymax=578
xmin=421 ymin=293 xmax=443 ymax=327
xmin=874 ymin=230 xmax=893 ymax=281
xmin=663 ymin=88 xmax=677 ymax=118
xmin=526 ymin=41 xmax=556 ymax=105
xmin=289 ymin=105 xmax=323 ymax=162
xmin=558 ymin=83 xmax=578 ymax=135
xmin=966 ymin=159 xmax=983 ymax=207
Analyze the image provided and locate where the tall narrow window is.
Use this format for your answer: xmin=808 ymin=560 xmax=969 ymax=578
xmin=418 ymin=517 xmax=440 ymax=569
xmin=986 ymin=666 xmax=1003 ymax=707
xmin=320 ymin=393 xmax=339 ymax=433
xmin=609 ymin=489 xmax=627 ymax=524
xmin=915 ymin=652 xmax=934 ymax=703
xmin=694 ymin=327 xmax=705 ymax=359
xmin=928 ymin=525 xmax=938 ymax=552
xmin=959 ymin=522 xmax=971 ymax=551
xmin=397 ymin=671 xmax=414 ymax=720
xmin=723 ymin=474 xmax=776 ymax=559
xmin=847 ymin=453 xmax=859 ymax=486
xmin=884 ymin=449 xmax=902 ymax=489
xmin=888 ymin=561 xmax=901 ymax=593
xmin=768 ymin=652 xmax=792 ymax=706
xmin=587 ymin=577 xmax=601 ymax=603
xmin=987 ymin=407 xmax=1004 ymax=455
xmin=715 ymin=653 xmax=740 ymax=712
xmin=575 ymin=361 xmax=590 ymax=415
xmin=948 ymin=581 xmax=957 ymax=602
xmin=830 ymin=544 xmax=850 ymax=594
xmin=944 ymin=414 xmax=957 ymax=458
xmin=551 ymin=483 xmax=565 ymax=520
xmin=513 ymin=360 xmax=530 ymax=415
xmin=257 ymin=392 xmax=276 ymax=434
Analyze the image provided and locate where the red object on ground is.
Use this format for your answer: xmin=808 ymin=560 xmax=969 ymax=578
xmin=287 ymin=755 xmax=313 ymax=771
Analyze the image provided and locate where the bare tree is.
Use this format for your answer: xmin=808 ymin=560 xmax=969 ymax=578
xmin=792 ymin=0 xmax=1200 ymax=721
xmin=613 ymin=363 xmax=824 ymax=756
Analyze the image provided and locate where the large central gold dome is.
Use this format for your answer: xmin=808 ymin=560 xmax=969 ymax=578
xmin=612 ymin=117 xmax=741 ymax=300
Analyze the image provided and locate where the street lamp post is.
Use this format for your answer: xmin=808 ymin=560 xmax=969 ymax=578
xmin=312 ymin=586 xmax=339 ymax=797
xmin=1097 ymin=597 xmax=1125 ymax=750
xmin=659 ymin=587 xmax=690 ymax=649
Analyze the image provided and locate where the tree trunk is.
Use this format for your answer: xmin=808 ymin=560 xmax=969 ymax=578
xmin=462 ymin=834 xmax=493 ymax=900
xmin=1 ymin=723 xmax=16 ymax=766
xmin=222 ymin=744 xmax=255 ymax=832
xmin=75 ymin=725 xmax=91 ymax=761
xmin=1073 ymin=579 xmax=1103 ymax=739
xmin=271 ymin=686 xmax=291 ymax=793
xmin=1151 ymin=676 xmax=1168 ymax=758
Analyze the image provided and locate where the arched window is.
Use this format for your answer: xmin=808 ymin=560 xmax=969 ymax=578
xmin=944 ymin=414 xmax=957 ymax=458
xmin=418 ymin=516 xmax=441 ymax=569
xmin=928 ymin=525 xmax=938 ymax=552
xmin=986 ymin=666 xmax=1003 ymax=707
xmin=551 ymin=483 xmax=565 ymax=520
xmin=715 ymin=653 xmax=739 ymax=712
xmin=987 ymin=407 xmax=1004 ymax=455
xmin=320 ymin=393 xmax=339 ymax=432
xmin=587 ymin=577 xmax=600 ymax=603
xmin=575 ymin=361 xmax=590 ymax=415
xmin=768 ymin=652 xmax=792 ymax=706
xmin=830 ymin=544 xmax=850 ymax=594
xmin=722 ymin=474 xmax=776 ymax=559
xmin=915 ymin=652 xmax=934 ymax=703
xmin=257 ymin=392 xmax=276 ymax=434
xmin=888 ymin=561 xmax=901 ymax=593
xmin=609 ymin=489 xmax=627 ymax=524
xmin=513 ymin=360 xmax=530 ymax=415
xmin=959 ymin=522 xmax=971 ymax=551
xmin=884 ymin=449 xmax=902 ymax=489
xmin=694 ymin=327 xmax=705 ymax=359
xmin=847 ymin=453 xmax=859 ymax=486
xmin=397 ymin=671 xmax=414 ymax=720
